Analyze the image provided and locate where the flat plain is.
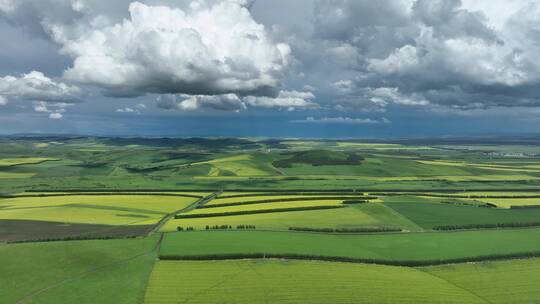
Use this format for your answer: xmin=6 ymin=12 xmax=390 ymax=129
xmin=2 ymin=137 xmax=540 ymax=303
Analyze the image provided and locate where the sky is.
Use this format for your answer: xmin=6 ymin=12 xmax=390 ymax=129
xmin=0 ymin=0 xmax=540 ymax=138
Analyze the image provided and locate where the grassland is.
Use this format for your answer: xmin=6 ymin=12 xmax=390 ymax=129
xmin=0 ymin=236 xmax=159 ymax=304
xmin=159 ymin=229 xmax=540 ymax=263
xmin=144 ymin=260 xmax=483 ymax=304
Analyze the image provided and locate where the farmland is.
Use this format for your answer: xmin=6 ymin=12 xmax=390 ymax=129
xmin=3 ymin=136 xmax=540 ymax=303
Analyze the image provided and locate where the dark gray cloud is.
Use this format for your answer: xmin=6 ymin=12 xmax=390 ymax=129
xmin=298 ymin=0 xmax=540 ymax=110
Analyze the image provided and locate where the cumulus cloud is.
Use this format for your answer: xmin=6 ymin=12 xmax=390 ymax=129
xmin=156 ymin=94 xmax=246 ymax=112
xmin=0 ymin=96 xmax=6 ymax=106
xmin=0 ymin=71 xmax=82 ymax=104
xmin=367 ymin=87 xmax=429 ymax=106
xmin=156 ymin=90 xmax=317 ymax=112
xmin=292 ymin=116 xmax=390 ymax=124
xmin=308 ymin=0 xmax=540 ymax=110
xmin=48 ymin=112 xmax=63 ymax=119
xmin=43 ymin=1 xmax=291 ymax=98
xmin=116 ymin=107 xmax=140 ymax=114
xmin=244 ymin=90 xmax=317 ymax=110
xmin=32 ymin=101 xmax=68 ymax=119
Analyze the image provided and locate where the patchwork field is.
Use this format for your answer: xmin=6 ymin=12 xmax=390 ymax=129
xmin=3 ymin=137 xmax=540 ymax=303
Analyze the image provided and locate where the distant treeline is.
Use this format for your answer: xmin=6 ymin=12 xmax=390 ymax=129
xmin=7 ymin=234 xmax=139 ymax=244
xmin=433 ymin=222 xmax=540 ymax=231
xmin=440 ymin=201 xmax=497 ymax=208
xmin=0 ymin=192 xmax=203 ymax=199
xmin=341 ymin=200 xmax=370 ymax=205
xmin=24 ymin=188 xmax=540 ymax=194
xmin=510 ymin=205 xmax=540 ymax=209
xmin=288 ymin=227 xmax=401 ymax=233
xmin=216 ymin=192 xmax=372 ymax=199
xmin=199 ymin=196 xmax=376 ymax=209
xmin=159 ymin=251 xmax=540 ymax=267
xmin=175 ymin=205 xmax=344 ymax=219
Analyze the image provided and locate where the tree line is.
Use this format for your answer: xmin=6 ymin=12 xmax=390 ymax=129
xmin=288 ymin=227 xmax=401 ymax=233
xmin=159 ymin=251 xmax=540 ymax=267
xmin=175 ymin=205 xmax=344 ymax=219
xmin=433 ymin=222 xmax=540 ymax=230
xmin=199 ymin=196 xmax=377 ymax=209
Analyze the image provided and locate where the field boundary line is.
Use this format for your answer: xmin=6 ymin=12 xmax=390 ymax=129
xmin=15 ymin=237 xmax=162 ymax=304
xmin=158 ymin=251 xmax=540 ymax=267
xmin=150 ymin=191 xmax=220 ymax=233
xmin=417 ymin=269 xmax=494 ymax=304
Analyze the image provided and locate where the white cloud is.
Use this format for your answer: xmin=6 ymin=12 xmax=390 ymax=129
xmin=32 ymin=101 xmax=68 ymax=119
xmin=156 ymin=94 xmax=246 ymax=112
xmin=368 ymin=87 xmax=429 ymax=106
xmin=244 ymin=90 xmax=317 ymax=110
xmin=0 ymin=71 xmax=81 ymax=104
xmin=46 ymin=1 xmax=290 ymax=97
xmin=0 ymin=95 xmax=6 ymax=106
xmin=48 ymin=112 xmax=63 ymax=119
xmin=292 ymin=116 xmax=390 ymax=124
xmin=116 ymin=107 xmax=140 ymax=114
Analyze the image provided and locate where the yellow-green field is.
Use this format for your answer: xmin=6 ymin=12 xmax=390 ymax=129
xmin=143 ymin=260 xmax=484 ymax=304
xmin=0 ymin=206 xmax=161 ymax=225
xmin=475 ymin=198 xmax=540 ymax=208
xmin=0 ymin=157 xmax=57 ymax=167
xmin=0 ymin=195 xmax=199 ymax=225
xmin=161 ymin=207 xmax=381 ymax=231
xmin=191 ymin=155 xmax=274 ymax=176
xmin=0 ymin=172 xmax=36 ymax=179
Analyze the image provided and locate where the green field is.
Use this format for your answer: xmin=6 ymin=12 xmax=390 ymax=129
xmin=383 ymin=199 xmax=540 ymax=229
xmin=159 ymin=229 xmax=540 ymax=263
xmin=144 ymin=259 xmax=483 ymax=304
xmin=0 ymin=236 xmax=159 ymax=304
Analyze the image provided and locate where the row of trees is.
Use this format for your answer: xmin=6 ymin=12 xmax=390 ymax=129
xmin=433 ymin=222 xmax=540 ymax=231
xmin=510 ymin=205 xmax=540 ymax=209
xmin=176 ymin=225 xmax=257 ymax=231
xmin=341 ymin=200 xmax=370 ymax=205
xmin=288 ymin=227 xmax=401 ymax=233
xmin=217 ymin=192 xmax=371 ymax=199
xmin=159 ymin=251 xmax=540 ymax=267
xmin=199 ymin=196 xmax=377 ymax=209
xmin=175 ymin=205 xmax=344 ymax=219
xmin=176 ymin=226 xmax=195 ymax=231
xmin=8 ymin=234 xmax=139 ymax=244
